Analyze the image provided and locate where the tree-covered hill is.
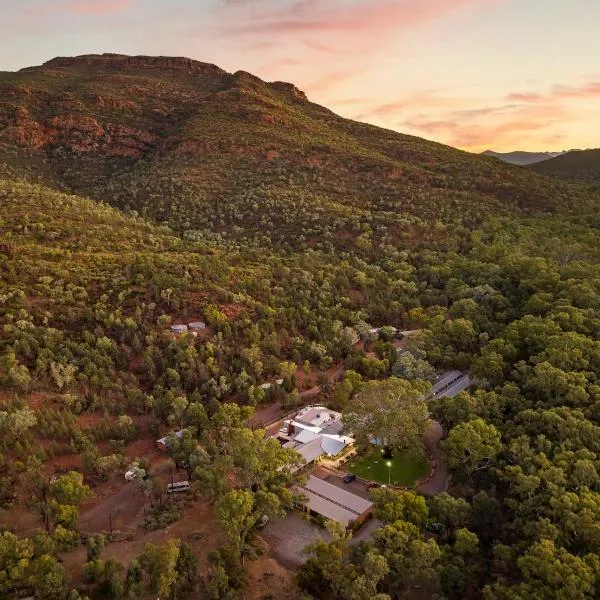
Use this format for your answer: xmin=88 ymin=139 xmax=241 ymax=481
xmin=1 ymin=54 xmax=597 ymax=255
xmin=3 ymin=54 xmax=600 ymax=600
xmin=530 ymin=149 xmax=600 ymax=186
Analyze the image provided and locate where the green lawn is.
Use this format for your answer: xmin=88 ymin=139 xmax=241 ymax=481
xmin=346 ymin=446 xmax=430 ymax=487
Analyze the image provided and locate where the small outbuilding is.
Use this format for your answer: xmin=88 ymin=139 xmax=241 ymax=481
xmin=156 ymin=429 xmax=185 ymax=451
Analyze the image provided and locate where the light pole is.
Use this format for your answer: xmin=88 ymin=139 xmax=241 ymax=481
xmin=386 ymin=461 xmax=392 ymax=486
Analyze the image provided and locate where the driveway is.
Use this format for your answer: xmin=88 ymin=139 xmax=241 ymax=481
xmin=417 ymin=420 xmax=448 ymax=495
xmin=312 ymin=466 xmax=371 ymax=500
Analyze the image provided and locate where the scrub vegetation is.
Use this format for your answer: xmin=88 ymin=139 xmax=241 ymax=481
xmin=1 ymin=54 xmax=600 ymax=599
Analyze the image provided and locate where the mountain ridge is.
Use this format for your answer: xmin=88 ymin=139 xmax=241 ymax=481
xmin=481 ymin=149 xmax=564 ymax=165
xmin=529 ymin=148 xmax=600 ymax=185
xmin=0 ymin=54 xmax=598 ymax=255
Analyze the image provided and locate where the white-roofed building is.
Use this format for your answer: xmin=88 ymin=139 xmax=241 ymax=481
xmin=295 ymin=437 xmax=327 ymax=465
xmin=294 ymin=429 xmax=320 ymax=444
xmin=156 ymin=429 xmax=185 ymax=451
xmin=274 ymin=406 xmax=354 ymax=470
xmin=320 ymin=434 xmax=350 ymax=456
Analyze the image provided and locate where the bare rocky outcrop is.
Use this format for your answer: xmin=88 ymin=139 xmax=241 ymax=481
xmin=1 ymin=108 xmax=49 ymax=149
xmin=269 ymin=81 xmax=308 ymax=101
xmin=36 ymin=54 xmax=227 ymax=77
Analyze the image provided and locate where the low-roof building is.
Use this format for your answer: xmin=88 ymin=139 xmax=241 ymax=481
xmin=294 ymin=475 xmax=373 ymax=526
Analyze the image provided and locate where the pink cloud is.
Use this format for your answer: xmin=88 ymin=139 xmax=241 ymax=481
xmin=507 ymin=81 xmax=600 ymax=103
xmin=24 ymin=0 xmax=134 ymax=17
xmin=404 ymin=102 xmax=572 ymax=150
xmin=353 ymin=93 xmax=472 ymax=120
xmin=68 ymin=0 xmax=133 ymax=14
xmin=506 ymin=92 xmax=545 ymax=102
xmin=407 ymin=118 xmax=547 ymax=148
xmin=552 ymin=81 xmax=600 ymax=99
xmin=234 ymin=0 xmax=503 ymax=37
xmin=304 ymin=67 xmax=368 ymax=93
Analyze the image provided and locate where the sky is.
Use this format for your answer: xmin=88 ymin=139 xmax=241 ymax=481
xmin=1 ymin=0 xmax=599 ymax=152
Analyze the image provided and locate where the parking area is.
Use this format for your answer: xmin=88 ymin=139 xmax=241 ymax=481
xmin=429 ymin=371 xmax=471 ymax=399
xmin=262 ymin=513 xmax=332 ymax=568
xmin=442 ymin=374 xmax=471 ymax=397
xmin=312 ymin=465 xmax=371 ymax=499
xmin=262 ymin=510 xmax=379 ymax=569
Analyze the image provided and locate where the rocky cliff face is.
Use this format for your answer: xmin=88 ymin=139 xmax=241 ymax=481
xmin=1 ymin=54 xmax=310 ymax=161
xmin=37 ymin=54 xmax=227 ymax=77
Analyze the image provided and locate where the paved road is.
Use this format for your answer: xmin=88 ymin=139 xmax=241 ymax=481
xmin=442 ymin=375 xmax=471 ymax=398
xmin=417 ymin=421 xmax=448 ymax=496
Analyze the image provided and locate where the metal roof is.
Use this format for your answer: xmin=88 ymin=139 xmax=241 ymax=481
xmin=430 ymin=370 xmax=464 ymax=395
xmin=320 ymin=434 xmax=352 ymax=456
xmin=295 ymin=475 xmax=373 ymax=525
xmin=303 ymin=475 xmax=372 ymax=515
xmin=299 ymin=490 xmax=359 ymax=526
xmin=295 ymin=429 xmax=320 ymax=444
xmin=296 ymin=438 xmax=325 ymax=464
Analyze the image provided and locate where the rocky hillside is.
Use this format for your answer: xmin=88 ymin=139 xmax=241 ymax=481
xmin=530 ymin=149 xmax=600 ymax=186
xmin=0 ymin=54 xmax=597 ymax=253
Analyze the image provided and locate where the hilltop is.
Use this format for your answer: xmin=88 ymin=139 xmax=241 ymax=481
xmin=530 ymin=148 xmax=600 ymax=185
xmin=1 ymin=54 xmax=596 ymax=256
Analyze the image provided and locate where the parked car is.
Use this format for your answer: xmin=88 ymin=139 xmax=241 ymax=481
xmin=367 ymin=482 xmax=380 ymax=489
xmin=257 ymin=515 xmax=270 ymax=528
xmin=343 ymin=473 xmax=356 ymax=484
xmin=425 ymin=521 xmax=444 ymax=534
xmin=167 ymin=481 xmax=190 ymax=494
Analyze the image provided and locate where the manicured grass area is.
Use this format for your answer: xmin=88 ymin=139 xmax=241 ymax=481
xmin=346 ymin=446 xmax=430 ymax=487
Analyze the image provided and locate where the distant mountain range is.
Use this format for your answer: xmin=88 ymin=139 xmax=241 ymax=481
xmin=481 ymin=150 xmax=565 ymax=166
xmin=530 ymin=149 xmax=600 ymax=185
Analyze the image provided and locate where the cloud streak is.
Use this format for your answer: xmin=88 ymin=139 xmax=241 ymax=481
xmin=23 ymin=0 xmax=135 ymax=17
xmin=507 ymin=81 xmax=600 ymax=103
xmin=233 ymin=0 xmax=502 ymax=36
xmin=403 ymin=102 xmax=572 ymax=150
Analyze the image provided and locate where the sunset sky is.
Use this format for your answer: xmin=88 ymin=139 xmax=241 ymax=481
xmin=1 ymin=0 xmax=598 ymax=152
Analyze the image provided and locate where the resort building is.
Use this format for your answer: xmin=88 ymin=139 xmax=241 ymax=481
xmin=275 ymin=405 xmax=354 ymax=468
